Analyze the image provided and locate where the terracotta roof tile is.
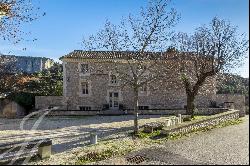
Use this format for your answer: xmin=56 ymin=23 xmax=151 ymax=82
xmin=60 ymin=50 xmax=177 ymax=60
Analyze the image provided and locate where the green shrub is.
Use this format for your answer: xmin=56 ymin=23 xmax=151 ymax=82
xmin=183 ymin=117 xmax=192 ymax=122
xmin=137 ymin=130 xmax=161 ymax=139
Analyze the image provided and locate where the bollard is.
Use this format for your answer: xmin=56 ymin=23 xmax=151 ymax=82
xmin=178 ymin=114 xmax=182 ymax=123
xmin=171 ymin=118 xmax=176 ymax=126
xmin=166 ymin=119 xmax=171 ymax=126
xmin=90 ymin=132 xmax=98 ymax=144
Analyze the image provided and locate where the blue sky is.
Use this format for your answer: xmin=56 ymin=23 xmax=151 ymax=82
xmin=0 ymin=0 xmax=249 ymax=78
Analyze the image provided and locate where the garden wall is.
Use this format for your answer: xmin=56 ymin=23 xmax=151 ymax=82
xmin=161 ymin=109 xmax=240 ymax=136
xmin=47 ymin=110 xmax=101 ymax=116
xmin=35 ymin=96 xmax=66 ymax=110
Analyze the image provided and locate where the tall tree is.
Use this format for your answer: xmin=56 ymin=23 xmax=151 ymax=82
xmin=82 ymin=0 xmax=179 ymax=134
xmin=172 ymin=17 xmax=249 ymax=117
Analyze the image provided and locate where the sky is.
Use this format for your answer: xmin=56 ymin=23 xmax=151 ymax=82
xmin=0 ymin=0 xmax=249 ymax=78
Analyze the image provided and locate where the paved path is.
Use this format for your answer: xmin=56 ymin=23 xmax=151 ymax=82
xmin=98 ymin=115 xmax=249 ymax=165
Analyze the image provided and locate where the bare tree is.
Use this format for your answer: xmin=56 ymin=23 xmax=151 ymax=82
xmin=82 ymin=0 xmax=180 ymax=134
xmin=0 ymin=0 xmax=44 ymax=96
xmin=172 ymin=17 xmax=249 ymax=117
xmin=0 ymin=0 xmax=44 ymax=44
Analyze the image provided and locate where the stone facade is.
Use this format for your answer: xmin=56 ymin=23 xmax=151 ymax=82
xmin=0 ymin=54 xmax=54 ymax=73
xmin=61 ymin=50 xmax=217 ymax=111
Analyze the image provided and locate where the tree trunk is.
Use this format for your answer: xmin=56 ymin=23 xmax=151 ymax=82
xmin=133 ymin=88 xmax=139 ymax=135
xmin=186 ymin=93 xmax=195 ymax=118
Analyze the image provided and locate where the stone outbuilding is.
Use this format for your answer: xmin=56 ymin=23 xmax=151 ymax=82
xmin=0 ymin=99 xmax=26 ymax=118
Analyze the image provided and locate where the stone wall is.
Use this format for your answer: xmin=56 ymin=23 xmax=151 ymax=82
xmin=0 ymin=100 xmax=26 ymax=118
xmin=194 ymin=108 xmax=229 ymax=115
xmin=35 ymin=96 xmax=66 ymax=110
xmin=48 ymin=110 xmax=100 ymax=116
xmin=215 ymin=94 xmax=245 ymax=116
xmin=161 ymin=109 xmax=240 ymax=136
xmin=44 ymin=108 xmax=229 ymax=116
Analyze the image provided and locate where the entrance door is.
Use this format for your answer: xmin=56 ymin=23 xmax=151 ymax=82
xmin=109 ymin=92 xmax=119 ymax=110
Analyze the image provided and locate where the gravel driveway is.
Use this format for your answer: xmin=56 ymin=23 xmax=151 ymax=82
xmin=98 ymin=115 xmax=249 ymax=165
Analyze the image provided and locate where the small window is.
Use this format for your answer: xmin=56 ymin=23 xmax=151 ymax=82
xmin=114 ymin=92 xmax=119 ymax=98
xmin=139 ymin=84 xmax=147 ymax=92
xmin=110 ymin=74 xmax=118 ymax=84
xmin=80 ymin=64 xmax=89 ymax=74
xmin=141 ymin=65 xmax=147 ymax=70
xmin=81 ymin=82 xmax=89 ymax=94
xmin=138 ymin=106 xmax=149 ymax=110
xmin=79 ymin=106 xmax=91 ymax=111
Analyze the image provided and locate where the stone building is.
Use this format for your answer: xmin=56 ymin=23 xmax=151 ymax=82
xmin=0 ymin=54 xmax=54 ymax=73
xmin=59 ymin=50 xmax=217 ymax=111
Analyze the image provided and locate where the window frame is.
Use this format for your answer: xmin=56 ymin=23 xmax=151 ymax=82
xmin=81 ymin=82 xmax=89 ymax=95
xmin=79 ymin=80 xmax=92 ymax=97
xmin=79 ymin=106 xmax=91 ymax=111
xmin=138 ymin=106 xmax=149 ymax=110
xmin=79 ymin=63 xmax=90 ymax=76
xmin=109 ymin=72 xmax=119 ymax=86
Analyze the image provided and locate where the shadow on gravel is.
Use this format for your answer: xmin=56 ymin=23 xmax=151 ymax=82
xmin=126 ymin=147 xmax=211 ymax=165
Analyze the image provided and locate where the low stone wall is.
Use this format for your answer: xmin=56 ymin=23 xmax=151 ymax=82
xmin=45 ymin=108 xmax=229 ymax=116
xmin=215 ymin=94 xmax=245 ymax=117
xmin=127 ymin=108 xmax=228 ymax=116
xmin=194 ymin=108 xmax=228 ymax=115
xmin=161 ymin=109 xmax=240 ymax=136
xmin=47 ymin=110 xmax=101 ymax=116
xmin=35 ymin=96 xmax=66 ymax=110
xmin=126 ymin=109 xmax=186 ymax=115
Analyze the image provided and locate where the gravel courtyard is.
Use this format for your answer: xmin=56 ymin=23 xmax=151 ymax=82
xmin=0 ymin=115 xmax=169 ymax=153
xmin=0 ymin=115 xmax=248 ymax=165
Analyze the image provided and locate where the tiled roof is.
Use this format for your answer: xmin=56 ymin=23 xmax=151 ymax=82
xmin=60 ymin=50 xmax=176 ymax=60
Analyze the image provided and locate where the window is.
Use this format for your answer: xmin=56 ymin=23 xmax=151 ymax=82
xmin=110 ymin=74 xmax=117 ymax=84
xmin=79 ymin=106 xmax=91 ymax=111
xmin=140 ymin=65 xmax=147 ymax=70
xmin=139 ymin=84 xmax=147 ymax=92
xmin=80 ymin=64 xmax=89 ymax=74
xmin=114 ymin=92 xmax=118 ymax=98
xmin=138 ymin=106 xmax=149 ymax=110
xmin=81 ymin=82 xmax=89 ymax=94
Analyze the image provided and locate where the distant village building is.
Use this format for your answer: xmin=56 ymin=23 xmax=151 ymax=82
xmin=0 ymin=54 xmax=54 ymax=73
